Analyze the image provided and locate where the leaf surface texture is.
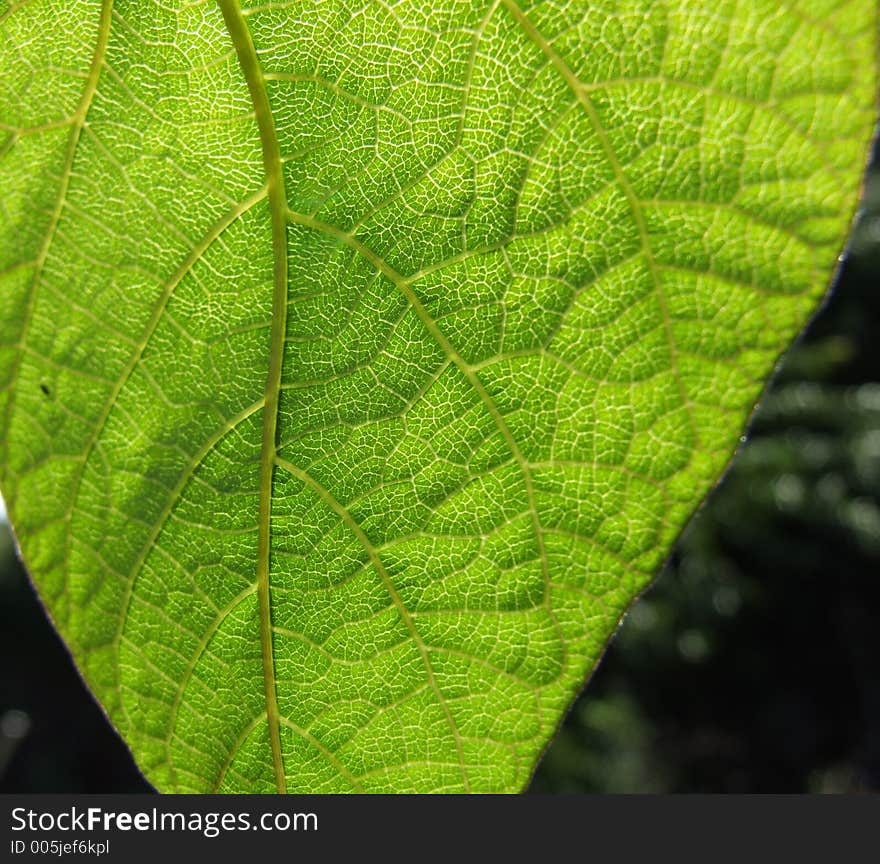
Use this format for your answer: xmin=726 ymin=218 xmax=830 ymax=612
xmin=0 ymin=0 xmax=876 ymax=791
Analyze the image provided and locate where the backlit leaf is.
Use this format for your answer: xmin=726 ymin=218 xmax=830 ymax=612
xmin=0 ymin=0 xmax=876 ymax=792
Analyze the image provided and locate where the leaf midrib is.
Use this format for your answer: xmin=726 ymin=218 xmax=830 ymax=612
xmin=218 ymin=0 xmax=289 ymax=795
xmin=221 ymin=0 xmax=479 ymax=794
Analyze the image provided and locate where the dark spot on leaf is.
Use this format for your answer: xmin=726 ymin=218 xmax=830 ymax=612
xmin=40 ymin=384 xmax=50 ymax=397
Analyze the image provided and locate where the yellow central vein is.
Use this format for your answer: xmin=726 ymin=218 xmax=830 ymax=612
xmin=500 ymin=0 xmax=699 ymax=448
xmin=273 ymin=455 xmax=468 ymax=793
xmin=219 ymin=0 xmax=288 ymax=795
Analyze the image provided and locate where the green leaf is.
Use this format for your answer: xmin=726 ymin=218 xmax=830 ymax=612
xmin=0 ymin=0 xmax=875 ymax=793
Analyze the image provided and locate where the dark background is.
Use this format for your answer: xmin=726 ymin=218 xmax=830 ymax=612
xmin=1 ymin=139 xmax=878 ymax=795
